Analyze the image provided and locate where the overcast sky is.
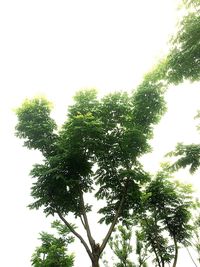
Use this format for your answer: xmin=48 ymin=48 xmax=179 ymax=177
xmin=0 ymin=0 xmax=199 ymax=266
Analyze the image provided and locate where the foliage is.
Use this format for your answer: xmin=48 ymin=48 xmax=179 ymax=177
xmin=139 ymin=168 xmax=194 ymax=267
xmin=148 ymin=0 xmax=200 ymax=85
xmin=181 ymin=0 xmax=200 ymax=10
xmin=31 ymin=220 xmax=74 ymax=267
xmin=167 ymin=111 xmax=200 ymax=174
xmin=15 ymin=97 xmax=57 ymax=155
xmin=109 ymin=225 xmax=136 ymax=267
xmin=15 ymin=86 xmax=166 ymax=266
xmin=135 ymin=230 xmax=148 ymax=267
xmin=109 ymin=225 xmax=148 ymax=267
xmin=13 ymin=1 xmax=200 ymax=265
xmin=166 ymin=10 xmax=200 ymax=84
xmin=167 ymin=143 xmax=200 ymax=174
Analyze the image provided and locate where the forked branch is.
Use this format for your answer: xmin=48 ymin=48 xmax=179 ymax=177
xmin=56 ymin=210 xmax=93 ymax=261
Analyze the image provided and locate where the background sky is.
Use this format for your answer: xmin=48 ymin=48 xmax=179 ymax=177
xmin=0 ymin=0 xmax=199 ymax=266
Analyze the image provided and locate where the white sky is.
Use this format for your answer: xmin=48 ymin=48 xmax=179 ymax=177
xmin=0 ymin=0 xmax=199 ymax=266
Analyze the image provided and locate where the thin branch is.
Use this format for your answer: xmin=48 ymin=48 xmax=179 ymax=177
xmin=144 ymin=217 xmax=162 ymax=267
xmin=56 ymin=210 xmax=93 ymax=261
xmin=79 ymin=214 xmax=86 ymax=229
xmin=186 ymin=247 xmax=198 ymax=267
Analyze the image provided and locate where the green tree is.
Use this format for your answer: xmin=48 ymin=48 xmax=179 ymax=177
xmin=140 ymin=217 xmax=172 ymax=267
xmin=140 ymin=168 xmax=194 ymax=267
xmin=109 ymin=225 xmax=136 ymax=267
xmin=109 ymin=225 xmax=148 ymax=267
xmin=135 ymin=230 xmax=148 ymax=267
xmin=15 ymin=85 xmax=166 ymax=267
xmin=156 ymin=1 xmax=200 ymax=262
xmin=31 ymin=220 xmax=74 ymax=267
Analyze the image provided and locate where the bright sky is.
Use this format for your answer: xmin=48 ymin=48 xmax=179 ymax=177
xmin=0 ymin=0 xmax=199 ymax=266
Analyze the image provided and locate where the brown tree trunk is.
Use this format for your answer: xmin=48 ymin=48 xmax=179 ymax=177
xmin=92 ymin=258 xmax=100 ymax=267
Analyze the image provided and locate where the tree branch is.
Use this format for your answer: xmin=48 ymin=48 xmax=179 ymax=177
xmin=79 ymin=214 xmax=86 ymax=229
xmin=80 ymin=191 xmax=95 ymax=249
xmin=144 ymin=217 xmax=162 ymax=267
xmin=98 ymin=128 xmax=134 ymax=255
xmin=186 ymin=247 xmax=198 ymax=267
xmin=172 ymin=235 xmax=178 ymax=267
xmin=56 ymin=210 xmax=93 ymax=261
xmin=99 ymin=186 xmax=127 ymax=254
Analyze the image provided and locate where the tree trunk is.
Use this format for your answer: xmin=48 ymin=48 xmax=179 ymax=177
xmin=172 ymin=237 xmax=178 ymax=267
xmin=91 ymin=242 xmax=101 ymax=267
xmin=91 ymin=256 xmax=100 ymax=267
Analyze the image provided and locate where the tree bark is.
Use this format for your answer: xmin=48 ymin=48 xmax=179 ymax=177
xmin=172 ymin=236 xmax=178 ymax=267
xmin=92 ymin=258 xmax=100 ymax=267
xmin=79 ymin=191 xmax=95 ymax=249
xmin=56 ymin=210 xmax=94 ymax=262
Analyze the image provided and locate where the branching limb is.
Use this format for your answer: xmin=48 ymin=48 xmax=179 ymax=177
xmin=79 ymin=215 xmax=86 ymax=229
xmin=99 ymin=187 xmax=127 ymax=254
xmin=79 ymin=191 xmax=96 ymax=249
xmin=56 ymin=210 xmax=93 ymax=261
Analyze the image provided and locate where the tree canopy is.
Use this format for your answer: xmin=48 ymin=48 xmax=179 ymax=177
xmin=15 ymin=84 xmax=166 ymax=267
xmin=146 ymin=0 xmax=200 ymax=85
xmin=138 ymin=167 xmax=195 ymax=267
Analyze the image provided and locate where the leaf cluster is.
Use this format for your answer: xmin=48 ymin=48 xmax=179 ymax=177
xmin=31 ymin=221 xmax=74 ymax=267
xmin=109 ymin=225 xmax=136 ymax=267
xmin=15 ymin=87 xmax=166 ymax=223
xmin=139 ymin=170 xmax=194 ymax=265
xmin=166 ymin=11 xmax=200 ymax=84
xmin=167 ymin=143 xmax=200 ymax=174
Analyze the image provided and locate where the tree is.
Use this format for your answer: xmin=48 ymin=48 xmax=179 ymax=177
xmin=15 ymin=84 xmax=166 ymax=267
xmin=109 ymin=225 xmax=148 ymax=267
xmin=139 ymin=217 xmax=173 ymax=267
xmin=109 ymin=224 xmax=136 ymax=267
xmin=139 ymin=168 xmax=194 ymax=267
xmin=135 ymin=230 xmax=148 ymax=267
xmin=31 ymin=220 xmax=74 ymax=267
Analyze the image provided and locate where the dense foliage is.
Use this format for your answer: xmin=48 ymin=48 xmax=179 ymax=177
xmin=147 ymin=0 xmax=200 ymax=85
xmin=15 ymin=1 xmax=200 ymax=266
xmin=140 ymin=169 xmax=194 ymax=267
xmin=108 ymin=167 xmax=195 ymax=267
xmin=16 ymin=85 xmax=166 ymax=267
